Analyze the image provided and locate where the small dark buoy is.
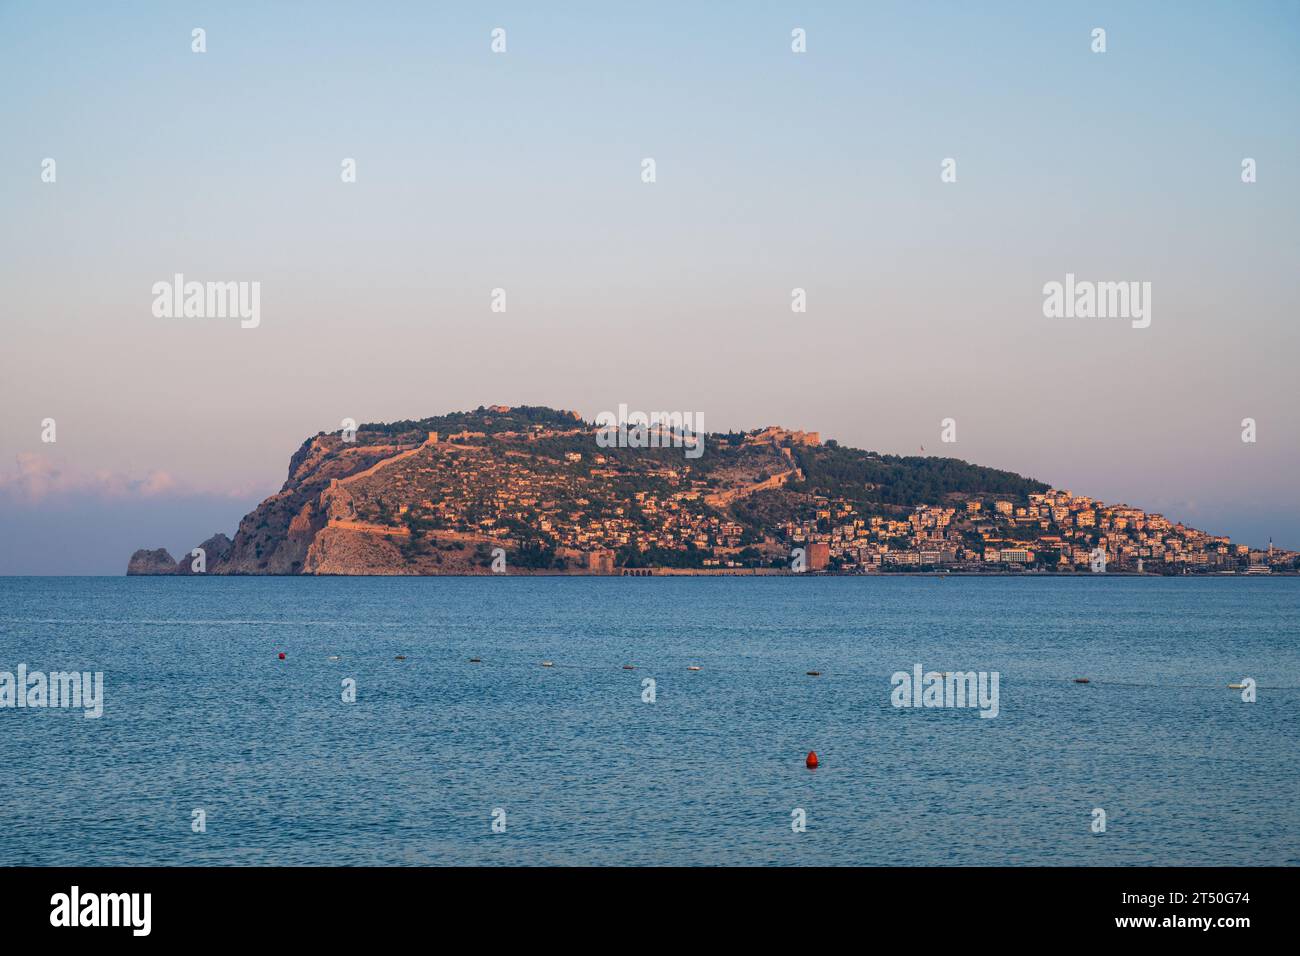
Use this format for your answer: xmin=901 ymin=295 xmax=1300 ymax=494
xmin=394 ymin=655 xmax=407 ymax=661
xmin=278 ymin=652 xmax=286 ymax=660
xmin=806 ymin=671 xmax=821 ymax=677
xmin=622 ymin=665 xmax=635 ymax=670
xmin=806 ymin=751 xmax=819 ymax=769
xmin=469 ymin=657 xmax=482 ymax=663
xmin=1073 ymin=677 xmax=1090 ymax=684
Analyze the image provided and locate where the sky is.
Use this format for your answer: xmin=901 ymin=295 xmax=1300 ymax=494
xmin=1 ymin=1 xmax=1297 ymax=573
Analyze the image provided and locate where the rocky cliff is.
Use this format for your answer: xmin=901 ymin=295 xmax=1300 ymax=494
xmin=126 ymin=533 xmax=234 ymax=575
xmin=126 ymin=548 xmax=180 ymax=575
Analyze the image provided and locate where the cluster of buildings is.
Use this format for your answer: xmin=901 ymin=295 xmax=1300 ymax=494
xmin=338 ymin=426 xmax=1292 ymax=574
xmin=342 ymin=429 xmax=751 ymax=568
xmin=787 ymin=489 xmax=1294 ymax=574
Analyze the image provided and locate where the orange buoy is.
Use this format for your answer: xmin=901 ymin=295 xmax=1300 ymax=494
xmin=278 ymin=652 xmax=286 ymax=660
xmin=806 ymin=751 xmax=819 ymax=769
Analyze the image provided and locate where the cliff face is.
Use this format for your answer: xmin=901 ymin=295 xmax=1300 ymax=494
xmin=207 ymin=435 xmax=429 ymax=574
xmin=127 ymin=404 xmax=1055 ymax=576
xmin=125 ymin=433 xmax=431 ymax=574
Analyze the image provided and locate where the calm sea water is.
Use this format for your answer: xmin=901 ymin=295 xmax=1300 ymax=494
xmin=0 ymin=576 xmax=1296 ymax=866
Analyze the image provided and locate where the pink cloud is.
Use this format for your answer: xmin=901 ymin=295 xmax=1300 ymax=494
xmin=0 ymin=453 xmax=183 ymax=503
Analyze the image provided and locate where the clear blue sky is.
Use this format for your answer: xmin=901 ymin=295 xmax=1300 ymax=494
xmin=1 ymin=1 xmax=1297 ymax=572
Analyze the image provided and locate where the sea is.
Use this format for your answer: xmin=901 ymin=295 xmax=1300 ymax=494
xmin=0 ymin=575 xmax=1296 ymax=866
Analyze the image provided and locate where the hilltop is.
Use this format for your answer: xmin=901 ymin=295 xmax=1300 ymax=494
xmin=126 ymin=405 xmax=1290 ymax=575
